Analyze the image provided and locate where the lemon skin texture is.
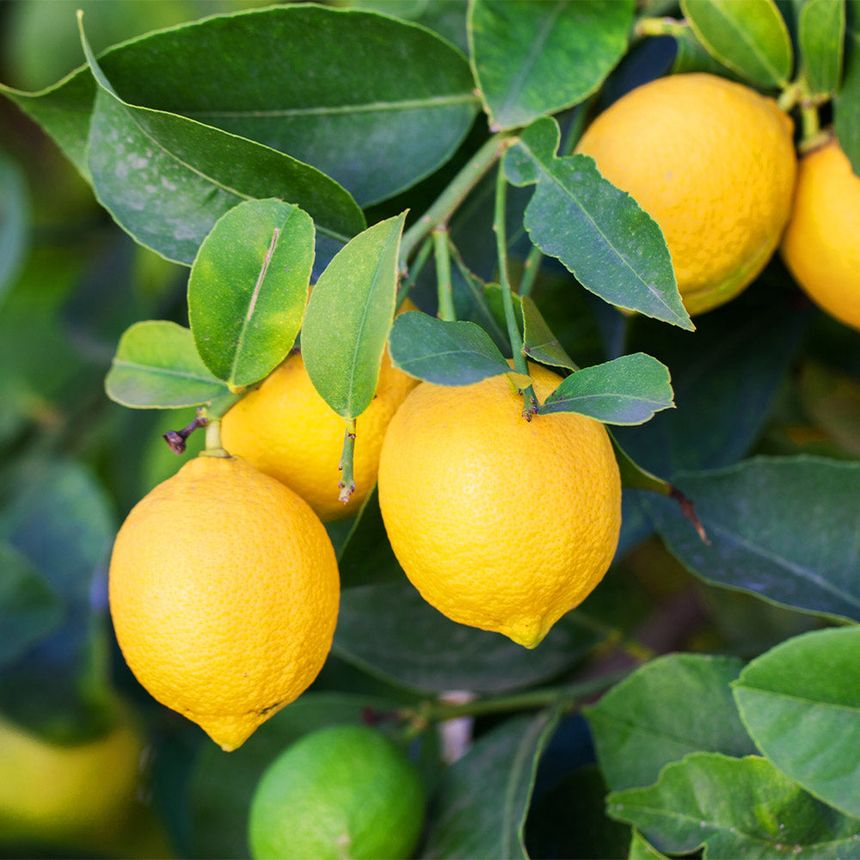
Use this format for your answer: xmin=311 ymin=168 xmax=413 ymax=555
xmin=222 ymin=348 xmax=418 ymax=522
xmin=249 ymin=725 xmax=425 ymax=860
xmin=577 ymin=73 xmax=796 ymax=315
xmin=377 ymin=363 xmax=621 ymax=648
xmin=0 ymin=713 xmax=141 ymax=846
xmin=109 ymin=455 xmax=340 ymax=751
xmin=781 ymin=140 xmax=860 ymax=331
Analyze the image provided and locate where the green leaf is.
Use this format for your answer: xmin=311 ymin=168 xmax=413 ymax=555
xmin=836 ymin=0 xmax=860 ymax=175
xmin=302 ymin=213 xmax=406 ymax=420
xmin=0 ymin=151 xmax=28 ymax=301
xmin=628 ymin=830 xmax=669 ymax=860
xmin=468 ymin=0 xmax=634 ymax=131
xmin=0 ymin=542 xmax=62 ymax=668
xmin=733 ymin=627 xmax=860 ymax=818
xmin=521 ymin=295 xmax=577 ymax=371
xmin=647 ymin=456 xmax=860 ymax=622
xmin=504 ymin=117 xmax=692 ymax=331
xmin=187 ymin=199 xmax=314 ymax=388
xmin=189 ymin=692 xmax=403 ymax=860
xmin=538 ymin=352 xmax=674 ymax=425
xmin=424 ymin=709 xmax=562 ymax=859
xmin=585 ymin=654 xmax=755 ymax=792
xmin=388 ymin=311 xmax=512 ymax=385
xmin=608 ymin=754 xmax=860 ymax=859
xmin=334 ymin=582 xmax=604 ymax=694
xmin=106 ymin=321 xmax=229 ymax=409
xmin=681 ymin=0 xmax=793 ymax=87
xmin=337 ymin=488 xmax=404 ymax=588
xmin=610 ymin=433 xmax=674 ymax=496
xmin=671 ymin=26 xmax=740 ymax=76
xmin=91 ymin=5 xmax=477 ymax=206
xmin=799 ymin=0 xmax=845 ymax=96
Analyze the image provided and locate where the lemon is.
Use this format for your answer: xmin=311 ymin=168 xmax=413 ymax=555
xmin=781 ymin=139 xmax=860 ymax=331
xmin=0 ymin=711 xmax=140 ymax=845
xmin=249 ymin=725 xmax=425 ymax=860
xmin=222 ymin=305 xmax=419 ymax=522
xmin=577 ymin=73 xmax=796 ymax=315
xmin=377 ymin=363 xmax=621 ymax=648
xmin=109 ymin=454 xmax=339 ymax=751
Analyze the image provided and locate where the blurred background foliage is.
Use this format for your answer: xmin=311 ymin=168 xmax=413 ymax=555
xmin=1 ymin=1 xmax=859 ymax=858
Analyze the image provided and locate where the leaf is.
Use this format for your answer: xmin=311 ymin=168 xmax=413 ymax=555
xmin=733 ymin=627 xmax=860 ymax=818
xmin=388 ymin=311 xmax=512 ymax=385
xmin=302 ymin=214 xmax=406 ymax=420
xmin=337 ymin=489 xmax=404 ymax=588
xmin=0 ymin=151 xmax=28 ymax=301
xmin=671 ymin=26 xmax=739 ymax=76
xmin=187 ymin=199 xmax=314 ymax=388
xmin=647 ymin=456 xmax=860 ymax=622
xmin=189 ymin=692 xmax=403 ymax=860
xmin=799 ymin=0 xmax=845 ymax=96
xmin=681 ymin=0 xmax=793 ymax=87
xmin=468 ymin=0 xmax=634 ymax=131
xmin=539 ymin=353 xmax=674 ymax=425
xmin=585 ymin=654 xmax=755 ymax=792
xmin=333 ymin=581 xmax=604 ymax=694
xmin=424 ymin=709 xmax=562 ymax=859
xmin=504 ymin=117 xmax=692 ymax=331
xmin=521 ymin=295 xmax=577 ymax=371
xmin=89 ymin=5 xmax=477 ymax=206
xmin=836 ymin=0 xmax=860 ymax=175
xmin=628 ymin=830 xmax=669 ymax=860
xmin=0 ymin=542 xmax=62 ymax=668
xmin=106 ymin=321 xmax=229 ymax=409
xmin=608 ymin=754 xmax=860 ymax=859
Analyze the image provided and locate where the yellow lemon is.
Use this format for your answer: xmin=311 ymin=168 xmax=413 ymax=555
xmin=377 ymin=363 xmax=621 ymax=648
xmin=109 ymin=454 xmax=339 ymax=751
xmin=577 ymin=73 xmax=796 ymax=315
xmin=0 ymin=712 xmax=141 ymax=845
xmin=781 ymin=139 xmax=860 ymax=331
xmin=222 ymin=312 xmax=419 ymax=521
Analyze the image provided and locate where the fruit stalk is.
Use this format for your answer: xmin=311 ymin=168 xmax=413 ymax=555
xmin=396 ymin=235 xmax=432 ymax=307
xmin=338 ymin=419 xmax=357 ymax=503
xmin=432 ymin=226 xmax=456 ymax=322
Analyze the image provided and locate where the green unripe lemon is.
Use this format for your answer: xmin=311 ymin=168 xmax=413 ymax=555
xmin=249 ymin=725 xmax=425 ymax=860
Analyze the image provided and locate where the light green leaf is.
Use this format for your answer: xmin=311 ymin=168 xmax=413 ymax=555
xmin=681 ymin=0 xmax=793 ymax=87
xmin=608 ymin=754 xmax=860 ymax=859
xmin=504 ymin=117 xmax=692 ymax=330
xmin=106 ymin=321 xmax=230 ymax=409
xmin=733 ymin=627 xmax=860 ymax=818
xmin=303 ymin=213 xmax=406 ymax=420
xmin=468 ymin=0 xmax=634 ymax=130
xmin=521 ymin=295 xmax=577 ymax=371
xmin=629 ymin=830 xmax=669 ymax=860
xmin=585 ymin=654 xmax=755 ymax=791
xmin=188 ymin=199 xmax=314 ymax=388
xmin=836 ymin=0 xmax=860 ymax=175
xmin=799 ymin=0 xmax=845 ymax=96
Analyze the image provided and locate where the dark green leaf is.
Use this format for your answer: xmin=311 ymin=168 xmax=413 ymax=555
xmin=337 ymin=489 xmax=403 ymax=588
xmin=681 ymin=0 xmax=793 ymax=87
xmin=836 ymin=0 xmax=860 ymax=175
xmin=0 ymin=151 xmax=28 ymax=301
xmin=188 ymin=199 xmax=314 ymax=388
xmin=334 ymin=582 xmax=604 ymax=694
xmin=106 ymin=321 xmax=229 ymax=409
xmin=504 ymin=117 xmax=691 ymax=330
xmin=539 ymin=353 xmax=674 ymax=424
xmin=425 ymin=709 xmax=562 ymax=859
xmin=521 ymin=295 xmax=577 ymax=371
xmin=468 ymin=0 xmax=634 ymax=130
xmin=302 ymin=214 xmax=406 ymax=419
xmin=799 ymin=0 xmax=845 ymax=96
xmin=647 ymin=456 xmax=860 ymax=622
xmin=733 ymin=627 xmax=860 ymax=817
xmin=610 ymin=433 xmax=674 ymax=496
xmin=0 ymin=542 xmax=62 ymax=668
xmin=608 ymin=754 xmax=860 ymax=859
xmin=388 ymin=311 xmax=511 ymax=385
xmin=585 ymin=654 xmax=755 ymax=791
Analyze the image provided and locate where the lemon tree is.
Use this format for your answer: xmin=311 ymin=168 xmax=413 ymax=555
xmin=2 ymin=0 xmax=860 ymax=857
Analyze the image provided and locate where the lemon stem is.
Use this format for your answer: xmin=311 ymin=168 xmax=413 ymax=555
xmin=494 ymin=166 xmax=537 ymax=416
xmin=634 ymin=16 xmax=688 ymax=38
xmin=338 ymin=419 xmax=357 ymax=504
xmin=433 ymin=226 xmax=456 ymax=322
xmin=201 ymin=418 xmax=229 ymax=458
xmin=396 ymin=235 xmax=432 ymax=308
xmin=800 ymin=102 xmax=821 ymax=144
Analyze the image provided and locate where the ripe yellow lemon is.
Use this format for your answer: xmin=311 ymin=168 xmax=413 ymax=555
xmin=577 ymin=73 xmax=796 ymax=315
xmin=109 ymin=454 xmax=339 ymax=751
xmin=222 ymin=329 xmax=418 ymax=522
xmin=0 ymin=712 xmax=140 ymax=845
xmin=781 ymin=139 xmax=860 ymax=331
xmin=377 ymin=363 xmax=621 ymax=648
